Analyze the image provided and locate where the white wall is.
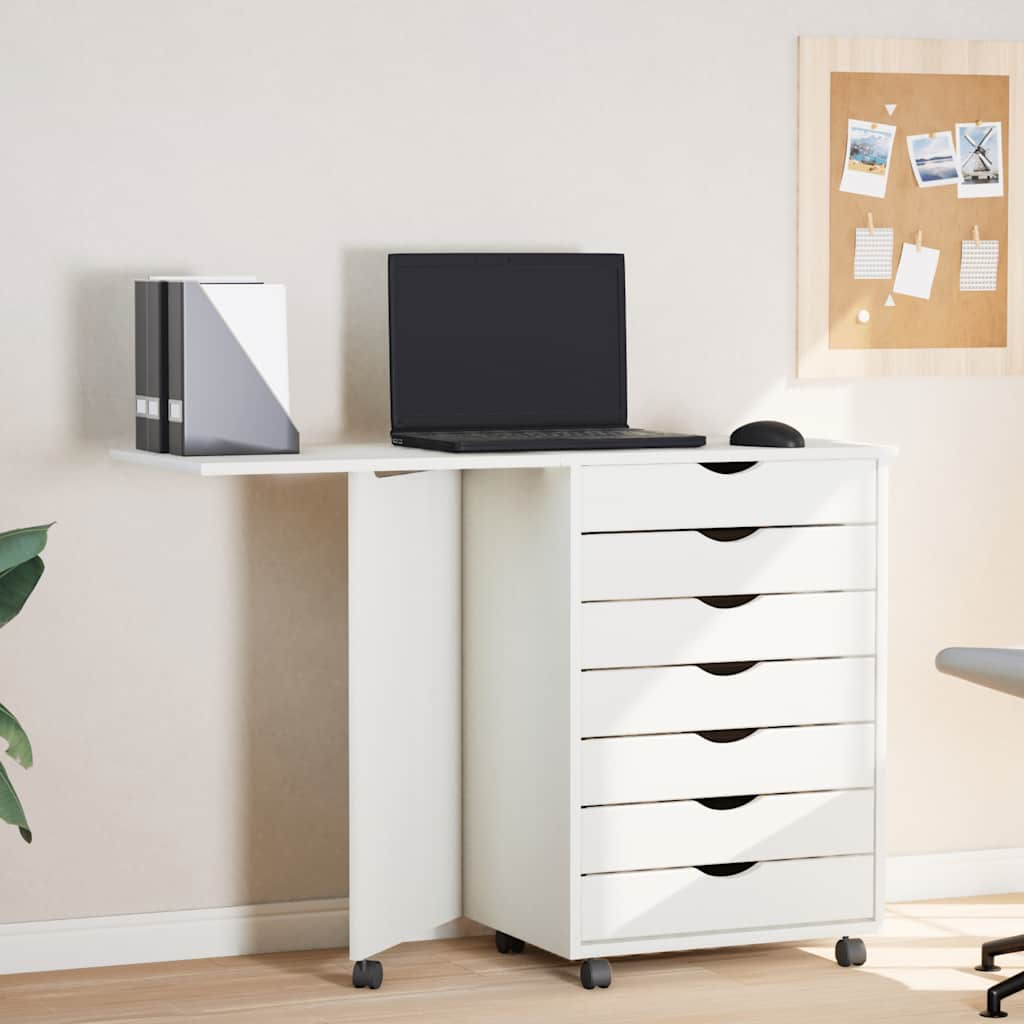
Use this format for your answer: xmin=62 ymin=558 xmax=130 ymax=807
xmin=3 ymin=0 xmax=1024 ymax=925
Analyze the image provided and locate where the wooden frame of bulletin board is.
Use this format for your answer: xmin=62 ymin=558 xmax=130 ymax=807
xmin=798 ymin=37 xmax=1024 ymax=377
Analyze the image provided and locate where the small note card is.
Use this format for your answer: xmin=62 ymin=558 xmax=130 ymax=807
xmin=960 ymin=240 xmax=999 ymax=291
xmin=893 ymin=242 xmax=940 ymax=301
xmin=854 ymin=227 xmax=893 ymax=279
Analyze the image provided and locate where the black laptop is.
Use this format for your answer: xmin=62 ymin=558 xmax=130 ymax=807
xmin=387 ymin=253 xmax=705 ymax=453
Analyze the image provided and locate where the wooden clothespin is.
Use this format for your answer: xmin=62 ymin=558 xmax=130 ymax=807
xmin=929 ymin=131 xmax=936 ymax=139
xmin=977 ymin=119 xmax=984 ymax=126
xmin=973 ymin=224 xmax=981 ymax=247
xmin=867 ymin=212 xmax=875 ymax=235
xmin=870 ymin=123 xmax=878 ymax=130
xmin=915 ymin=229 xmax=923 ymax=252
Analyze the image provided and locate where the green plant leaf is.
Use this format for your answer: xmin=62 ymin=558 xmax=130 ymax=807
xmin=0 ymin=524 xmax=53 ymax=576
xmin=0 ymin=556 xmax=44 ymax=627
xmin=0 ymin=703 xmax=32 ymax=769
xmin=0 ymin=761 xmax=31 ymax=843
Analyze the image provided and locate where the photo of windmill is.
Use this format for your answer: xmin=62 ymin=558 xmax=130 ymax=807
xmin=956 ymin=121 xmax=1003 ymax=198
xmin=962 ymin=127 xmax=997 ymax=182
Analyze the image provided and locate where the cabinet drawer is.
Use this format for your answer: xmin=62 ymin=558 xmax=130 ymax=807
xmin=580 ymin=854 xmax=873 ymax=941
xmin=581 ymin=723 xmax=874 ymax=805
xmin=581 ymin=460 xmax=876 ymax=533
xmin=581 ymin=592 xmax=875 ymax=669
xmin=581 ymin=525 xmax=876 ymax=601
xmin=581 ymin=658 xmax=875 ymax=738
xmin=580 ymin=790 xmax=874 ymax=874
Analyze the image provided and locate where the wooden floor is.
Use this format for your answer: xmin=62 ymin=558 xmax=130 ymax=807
xmin=5 ymin=895 xmax=1024 ymax=1023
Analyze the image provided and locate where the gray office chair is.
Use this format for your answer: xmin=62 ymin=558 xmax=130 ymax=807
xmin=936 ymin=647 xmax=1024 ymax=1019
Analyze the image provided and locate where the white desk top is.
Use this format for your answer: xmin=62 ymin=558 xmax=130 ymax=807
xmin=110 ymin=438 xmax=894 ymax=477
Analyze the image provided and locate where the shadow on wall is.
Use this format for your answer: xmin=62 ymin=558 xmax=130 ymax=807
xmin=72 ymin=268 xmax=195 ymax=447
xmin=238 ymin=473 xmax=348 ymax=905
xmin=341 ymin=249 xmax=391 ymax=440
xmin=72 ymin=270 xmax=141 ymax=447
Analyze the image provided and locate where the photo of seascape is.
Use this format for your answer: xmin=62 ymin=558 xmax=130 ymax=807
xmin=908 ymin=132 xmax=959 ymax=185
xmin=847 ymin=124 xmax=894 ymax=175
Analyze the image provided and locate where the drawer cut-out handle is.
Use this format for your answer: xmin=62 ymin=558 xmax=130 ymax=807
xmin=697 ymin=527 xmax=759 ymax=542
xmin=696 ymin=861 xmax=758 ymax=877
xmin=696 ymin=728 xmax=759 ymax=743
xmin=697 ymin=661 xmax=759 ymax=676
xmin=697 ymin=594 xmax=759 ymax=609
xmin=699 ymin=461 xmax=757 ymax=475
xmin=697 ymin=794 xmax=758 ymax=810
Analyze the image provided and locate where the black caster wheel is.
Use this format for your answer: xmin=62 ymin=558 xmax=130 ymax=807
xmin=352 ymin=959 xmax=383 ymax=989
xmin=580 ymin=958 xmax=612 ymax=989
xmin=495 ymin=931 xmax=525 ymax=954
xmin=835 ymin=936 xmax=867 ymax=968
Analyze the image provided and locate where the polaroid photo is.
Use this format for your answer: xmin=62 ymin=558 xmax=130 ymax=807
xmin=906 ymin=131 xmax=960 ymax=188
xmin=956 ymin=122 xmax=1003 ymax=199
xmin=839 ymin=119 xmax=897 ymax=199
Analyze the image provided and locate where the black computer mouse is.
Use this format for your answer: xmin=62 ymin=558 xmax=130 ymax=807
xmin=730 ymin=420 xmax=805 ymax=448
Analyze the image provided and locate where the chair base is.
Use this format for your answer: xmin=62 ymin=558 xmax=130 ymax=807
xmin=977 ymin=935 xmax=1024 ymax=1017
xmin=979 ymin=935 xmax=1024 ymax=973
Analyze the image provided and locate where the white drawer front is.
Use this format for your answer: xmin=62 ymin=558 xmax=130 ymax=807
xmin=581 ymin=525 xmax=876 ymax=601
xmin=580 ymin=854 xmax=873 ymax=941
xmin=581 ymin=592 xmax=875 ymax=669
xmin=580 ymin=790 xmax=874 ymax=874
xmin=581 ymin=658 xmax=875 ymax=737
xmin=581 ymin=461 xmax=876 ymax=532
xmin=581 ymin=723 xmax=874 ymax=805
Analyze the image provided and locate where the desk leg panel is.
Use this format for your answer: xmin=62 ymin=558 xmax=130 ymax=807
xmin=348 ymin=470 xmax=462 ymax=961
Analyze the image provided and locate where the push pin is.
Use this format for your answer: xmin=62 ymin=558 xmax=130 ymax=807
xmin=857 ymin=309 xmax=871 ymax=324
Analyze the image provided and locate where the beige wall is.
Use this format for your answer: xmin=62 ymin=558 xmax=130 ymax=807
xmin=3 ymin=0 xmax=1024 ymax=924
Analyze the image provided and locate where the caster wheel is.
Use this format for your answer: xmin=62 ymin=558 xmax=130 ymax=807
xmin=580 ymin=958 xmax=612 ymax=989
xmin=352 ymin=959 xmax=383 ymax=989
xmin=495 ymin=931 xmax=525 ymax=954
xmin=835 ymin=936 xmax=867 ymax=968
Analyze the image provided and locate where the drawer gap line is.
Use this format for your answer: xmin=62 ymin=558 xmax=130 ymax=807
xmin=579 ymin=786 xmax=875 ymax=809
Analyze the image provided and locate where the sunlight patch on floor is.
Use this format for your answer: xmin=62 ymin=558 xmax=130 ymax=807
xmin=841 ymin=946 xmax=1018 ymax=969
xmin=796 ymin=899 xmax=1024 ymax=997
xmin=894 ymin=902 xmax=1024 ymax=921
xmin=930 ymin=918 xmax=1024 ymax=938
xmin=863 ymin=967 xmax=992 ymax=992
xmin=875 ymin=916 xmax=959 ymax=939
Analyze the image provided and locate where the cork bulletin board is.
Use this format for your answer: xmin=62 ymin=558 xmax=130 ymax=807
xmin=799 ymin=38 xmax=1024 ymax=377
xmin=829 ymin=72 xmax=1008 ymax=351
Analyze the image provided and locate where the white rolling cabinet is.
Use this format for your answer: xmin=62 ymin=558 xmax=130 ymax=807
xmin=111 ymin=439 xmax=891 ymax=992
xmin=463 ymin=447 xmax=889 ymax=988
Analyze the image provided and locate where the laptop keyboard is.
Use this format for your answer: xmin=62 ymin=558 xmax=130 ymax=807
xmin=416 ymin=428 xmax=672 ymax=441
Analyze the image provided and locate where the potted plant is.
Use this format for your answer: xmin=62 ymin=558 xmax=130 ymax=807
xmin=0 ymin=523 xmax=52 ymax=843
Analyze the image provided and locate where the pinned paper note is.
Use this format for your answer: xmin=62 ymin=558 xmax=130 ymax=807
xmin=960 ymin=239 xmax=999 ymax=291
xmin=893 ymin=242 xmax=939 ymax=300
xmin=854 ymin=227 xmax=893 ymax=279
xmin=885 ymin=104 xmax=897 ymax=116
xmin=839 ymin=119 xmax=897 ymax=199
xmin=884 ymin=293 xmax=895 ymax=307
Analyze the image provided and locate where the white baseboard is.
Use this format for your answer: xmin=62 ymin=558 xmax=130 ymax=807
xmin=886 ymin=847 xmax=1024 ymax=902
xmin=0 ymin=898 xmax=484 ymax=976
xmin=4 ymin=850 xmax=1024 ymax=976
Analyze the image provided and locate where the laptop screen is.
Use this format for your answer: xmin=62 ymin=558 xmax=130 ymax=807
xmin=388 ymin=253 xmax=626 ymax=432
